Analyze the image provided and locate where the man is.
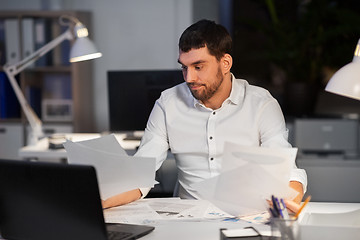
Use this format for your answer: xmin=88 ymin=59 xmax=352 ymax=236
xmin=102 ymin=19 xmax=307 ymax=210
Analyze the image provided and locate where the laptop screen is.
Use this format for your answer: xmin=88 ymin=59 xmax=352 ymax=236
xmin=0 ymin=159 xmax=154 ymax=240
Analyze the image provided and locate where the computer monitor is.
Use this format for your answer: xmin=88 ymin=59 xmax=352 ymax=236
xmin=108 ymin=70 xmax=184 ymax=132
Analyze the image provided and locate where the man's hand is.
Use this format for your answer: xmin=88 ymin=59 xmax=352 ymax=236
xmin=102 ymin=189 xmax=142 ymax=209
xmin=282 ymin=181 xmax=304 ymax=214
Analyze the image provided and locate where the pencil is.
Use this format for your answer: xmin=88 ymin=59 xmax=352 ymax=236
xmin=294 ymin=195 xmax=311 ymax=219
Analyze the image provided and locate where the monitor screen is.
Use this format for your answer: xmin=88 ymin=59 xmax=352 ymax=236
xmin=108 ymin=70 xmax=184 ymax=132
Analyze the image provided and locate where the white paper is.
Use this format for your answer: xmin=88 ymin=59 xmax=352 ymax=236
xmin=104 ymin=202 xmax=162 ymax=224
xmin=63 ymin=134 xmax=156 ymax=199
xmin=74 ymin=134 xmax=128 ymax=156
xmin=191 ymin=142 xmax=299 ymax=216
xmin=103 ymin=198 xmax=233 ymax=224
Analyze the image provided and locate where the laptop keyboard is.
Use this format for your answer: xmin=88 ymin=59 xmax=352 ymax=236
xmin=108 ymin=230 xmax=133 ymax=240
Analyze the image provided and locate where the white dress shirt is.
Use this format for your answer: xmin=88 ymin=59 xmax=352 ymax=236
xmin=135 ymin=74 xmax=307 ymax=199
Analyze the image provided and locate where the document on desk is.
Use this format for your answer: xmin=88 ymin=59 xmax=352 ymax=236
xmin=104 ymin=198 xmax=233 ymax=224
xmin=191 ymin=142 xmax=299 ymax=217
xmin=63 ymin=134 xmax=156 ymax=199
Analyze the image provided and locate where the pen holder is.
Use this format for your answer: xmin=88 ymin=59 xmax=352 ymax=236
xmin=270 ymin=217 xmax=299 ymax=240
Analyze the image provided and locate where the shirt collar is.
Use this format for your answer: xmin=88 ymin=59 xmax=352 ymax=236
xmin=228 ymin=73 xmax=245 ymax=106
xmin=192 ymin=73 xmax=245 ymax=109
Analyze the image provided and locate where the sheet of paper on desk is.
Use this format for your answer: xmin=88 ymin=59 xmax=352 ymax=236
xmin=63 ymin=135 xmax=156 ymax=199
xmin=191 ymin=142 xmax=298 ymax=217
xmin=104 ymin=198 xmax=233 ymax=224
xmin=104 ymin=201 xmax=162 ymax=224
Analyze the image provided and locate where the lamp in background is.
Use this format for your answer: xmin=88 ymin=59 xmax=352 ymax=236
xmin=3 ymin=15 xmax=102 ymax=145
xmin=325 ymin=39 xmax=360 ymax=100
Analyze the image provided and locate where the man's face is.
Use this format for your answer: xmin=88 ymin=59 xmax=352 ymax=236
xmin=178 ymin=47 xmax=224 ymax=102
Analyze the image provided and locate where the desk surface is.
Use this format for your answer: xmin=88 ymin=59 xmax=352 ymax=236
xmin=19 ymin=133 xmax=140 ymax=159
xmin=104 ymin=198 xmax=360 ymax=240
xmin=143 ymin=202 xmax=360 ymax=240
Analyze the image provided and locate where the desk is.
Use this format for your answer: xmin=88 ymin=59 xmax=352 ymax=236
xmin=19 ymin=133 xmax=140 ymax=161
xmin=104 ymin=199 xmax=360 ymax=240
xmin=152 ymin=202 xmax=360 ymax=239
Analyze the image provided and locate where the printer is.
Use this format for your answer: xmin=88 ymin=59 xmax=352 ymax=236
xmin=294 ymin=118 xmax=359 ymax=158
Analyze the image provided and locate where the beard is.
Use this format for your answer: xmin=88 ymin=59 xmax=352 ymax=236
xmin=187 ymin=67 xmax=224 ymax=102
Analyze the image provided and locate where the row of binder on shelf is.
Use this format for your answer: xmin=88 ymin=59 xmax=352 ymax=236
xmin=0 ymin=71 xmax=72 ymax=120
xmin=0 ymin=17 xmax=71 ymax=67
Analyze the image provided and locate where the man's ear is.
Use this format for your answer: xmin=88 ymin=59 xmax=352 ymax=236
xmin=222 ymin=53 xmax=233 ymax=73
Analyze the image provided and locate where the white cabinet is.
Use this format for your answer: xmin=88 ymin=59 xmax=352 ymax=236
xmin=0 ymin=123 xmax=73 ymax=160
xmin=0 ymin=122 xmax=24 ymax=160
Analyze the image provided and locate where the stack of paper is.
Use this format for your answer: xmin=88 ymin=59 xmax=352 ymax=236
xmin=63 ymin=134 xmax=156 ymax=199
xmin=191 ymin=142 xmax=298 ymax=217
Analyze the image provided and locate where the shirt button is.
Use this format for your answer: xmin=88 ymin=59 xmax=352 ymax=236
xmin=210 ymin=157 xmax=214 ymax=161
xmin=212 ymin=112 xmax=216 ymax=115
xmin=209 ymin=136 xmax=213 ymax=140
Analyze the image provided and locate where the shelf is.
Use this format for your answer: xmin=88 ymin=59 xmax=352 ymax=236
xmin=0 ymin=10 xmax=95 ymax=150
xmin=24 ymin=66 xmax=72 ymax=73
xmin=0 ymin=118 xmax=22 ymax=123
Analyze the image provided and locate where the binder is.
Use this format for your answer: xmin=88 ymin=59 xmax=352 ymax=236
xmin=4 ymin=19 xmax=20 ymax=65
xmin=51 ymin=19 xmax=62 ymax=66
xmin=26 ymin=86 xmax=42 ymax=118
xmin=51 ymin=22 xmax=70 ymax=66
xmin=60 ymin=25 xmax=70 ymax=65
xmin=34 ymin=18 xmax=52 ymax=66
xmin=43 ymin=73 xmax=72 ymax=99
xmin=0 ymin=19 xmax=6 ymax=65
xmin=21 ymin=18 xmax=35 ymax=68
xmin=0 ymin=72 xmax=20 ymax=119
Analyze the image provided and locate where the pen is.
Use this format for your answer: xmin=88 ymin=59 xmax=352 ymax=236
xmin=269 ymin=207 xmax=279 ymax=218
xmin=280 ymin=198 xmax=290 ymax=219
xmin=294 ymin=195 xmax=311 ymax=219
xmin=271 ymin=195 xmax=280 ymax=215
xmin=275 ymin=197 xmax=284 ymax=218
xmin=271 ymin=195 xmax=283 ymax=218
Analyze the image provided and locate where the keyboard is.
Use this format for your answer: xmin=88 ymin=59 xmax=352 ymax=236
xmin=123 ymin=135 xmax=142 ymax=141
xmin=107 ymin=230 xmax=133 ymax=240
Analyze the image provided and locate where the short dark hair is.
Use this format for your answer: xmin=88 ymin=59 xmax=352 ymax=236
xmin=179 ymin=19 xmax=232 ymax=61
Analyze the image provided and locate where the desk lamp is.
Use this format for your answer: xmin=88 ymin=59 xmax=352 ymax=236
xmin=325 ymin=38 xmax=360 ymax=100
xmin=3 ymin=15 xmax=102 ymax=145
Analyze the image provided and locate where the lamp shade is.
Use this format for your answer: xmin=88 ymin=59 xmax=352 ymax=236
xmin=69 ymin=37 xmax=102 ymax=62
xmin=325 ymin=39 xmax=360 ymax=100
xmin=69 ymin=22 xmax=102 ymax=62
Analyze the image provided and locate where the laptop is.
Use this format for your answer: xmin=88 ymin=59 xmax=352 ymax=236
xmin=0 ymin=159 xmax=154 ymax=240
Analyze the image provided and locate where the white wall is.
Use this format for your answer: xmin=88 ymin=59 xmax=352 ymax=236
xmin=0 ymin=0 xmax=193 ymax=132
xmin=63 ymin=0 xmax=193 ymax=132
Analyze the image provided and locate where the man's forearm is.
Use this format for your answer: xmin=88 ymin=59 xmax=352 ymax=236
xmin=289 ymin=181 xmax=304 ymax=204
xmin=102 ymin=189 xmax=142 ymax=209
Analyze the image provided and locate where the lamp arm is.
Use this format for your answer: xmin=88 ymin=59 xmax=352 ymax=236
xmin=2 ymin=28 xmax=73 ymax=145
xmin=4 ymin=28 xmax=73 ymax=75
xmin=3 ymin=68 xmax=43 ymax=145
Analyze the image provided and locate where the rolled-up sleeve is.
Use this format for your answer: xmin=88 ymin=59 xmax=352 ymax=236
xmin=258 ymin=98 xmax=308 ymax=193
